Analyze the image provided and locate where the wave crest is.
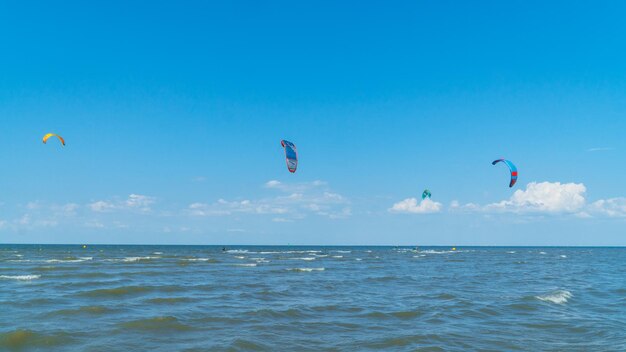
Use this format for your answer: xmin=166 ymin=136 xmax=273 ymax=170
xmin=286 ymin=268 xmax=325 ymax=272
xmin=536 ymin=290 xmax=572 ymax=304
xmin=0 ymin=275 xmax=40 ymax=281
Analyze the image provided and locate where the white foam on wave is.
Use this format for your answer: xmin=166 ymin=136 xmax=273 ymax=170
xmin=44 ymin=258 xmax=91 ymax=263
xmin=314 ymin=254 xmax=329 ymax=258
xmin=153 ymin=252 xmax=163 ymax=255
xmin=539 ymin=252 xmax=547 ymax=255
xmin=257 ymin=250 xmax=319 ymax=255
xmin=507 ymin=251 xmax=516 ymax=254
xmin=420 ymin=250 xmax=456 ymax=254
xmin=332 ymin=256 xmax=343 ymax=258
xmin=413 ymin=255 xmax=427 ymax=258
xmin=334 ymin=250 xmax=351 ymax=253
xmin=274 ymin=250 xmax=319 ymax=254
xmin=0 ymin=275 xmax=41 ymax=281
xmin=355 ymin=258 xmax=362 ymax=261
xmin=226 ymin=249 xmax=249 ymax=254
xmin=235 ymin=263 xmax=257 ymax=267
xmin=291 ymin=257 xmax=316 ymax=261
xmin=109 ymin=256 xmax=161 ymax=262
xmin=560 ymin=255 xmax=567 ymax=258
xmin=536 ymin=290 xmax=572 ymax=304
xmin=184 ymin=258 xmax=211 ymax=262
xmin=234 ymin=256 xmax=246 ymax=259
xmin=287 ymin=268 xmax=325 ymax=272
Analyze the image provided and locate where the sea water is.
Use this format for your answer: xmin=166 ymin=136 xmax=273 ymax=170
xmin=1 ymin=245 xmax=625 ymax=351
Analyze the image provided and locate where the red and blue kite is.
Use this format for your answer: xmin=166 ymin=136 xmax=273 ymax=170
xmin=492 ymin=159 xmax=518 ymax=187
xmin=281 ymin=140 xmax=298 ymax=173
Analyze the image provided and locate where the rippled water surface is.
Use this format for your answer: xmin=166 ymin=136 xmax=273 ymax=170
xmin=1 ymin=245 xmax=625 ymax=351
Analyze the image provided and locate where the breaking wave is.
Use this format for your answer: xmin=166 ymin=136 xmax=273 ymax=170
xmin=0 ymin=275 xmax=41 ymax=281
xmin=536 ymin=290 xmax=572 ymax=304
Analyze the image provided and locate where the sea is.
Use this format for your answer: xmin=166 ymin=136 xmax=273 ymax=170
xmin=1 ymin=245 xmax=625 ymax=351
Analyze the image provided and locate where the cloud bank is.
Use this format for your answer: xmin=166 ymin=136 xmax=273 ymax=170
xmin=449 ymin=181 xmax=625 ymax=218
xmin=188 ymin=180 xmax=351 ymax=220
xmin=587 ymin=198 xmax=626 ymax=218
xmin=389 ymin=198 xmax=442 ymax=214
xmin=89 ymin=194 xmax=156 ymax=213
xmin=485 ymin=182 xmax=586 ymax=213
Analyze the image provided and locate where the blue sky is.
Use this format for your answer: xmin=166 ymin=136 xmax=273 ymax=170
xmin=1 ymin=0 xmax=625 ymax=245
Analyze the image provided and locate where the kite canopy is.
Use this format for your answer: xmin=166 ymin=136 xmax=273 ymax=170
xmin=492 ymin=159 xmax=518 ymax=187
xmin=280 ymin=140 xmax=297 ymax=173
xmin=422 ymin=189 xmax=432 ymax=200
xmin=43 ymin=133 xmax=65 ymax=146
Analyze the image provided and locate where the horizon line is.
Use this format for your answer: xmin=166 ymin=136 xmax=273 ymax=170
xmin=1 ymin=243 xmax=625 ymax=248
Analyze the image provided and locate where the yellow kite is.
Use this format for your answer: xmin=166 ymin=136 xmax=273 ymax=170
xmin=42 ymin=133 xmax=65 ymax=146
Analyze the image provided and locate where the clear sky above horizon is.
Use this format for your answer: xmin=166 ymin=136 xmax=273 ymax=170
xmin=1 ymin=0 xmax=625 ymax=245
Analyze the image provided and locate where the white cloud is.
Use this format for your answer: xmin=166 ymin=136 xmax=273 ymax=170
xmin=586 ymin=147 xmax=613 ymax=152
xmin=272 ymin=217 xmax=293 ymax=223
xmin=125 ymin=194 xmax=155 ymax=211
xmin=188 ymin=202 xmax=228 ymax=216
xmin=485 ymin=182 xmax=586 ymax=213
xmin=59 ymin=203 xmax=80 ymax=216
xmin=449 ymin=200 xmax=481 ymax=211
xmin=265 ymin=180 xmax=282 ymax=189
xmin=89 ymin=194 xmax=155 ymax=213
xmin=188 ymin=199 xmax=287 ymax=216
xmin=451 ymin=182 xmax=624 ymax=219
xmin=89 ymin=201 xmax=116 ymax=212
xmin=189 ymin=180 xmax=350 ymax=220
xmin=587 ymin=198 xmax=626 ymax=218
xmin=0 ymin=201 xmax=83 ymax=231
xmin=389 ymin=198 xmax=442 ymax=214
xmin=3 ymin=179 xmax=626 ymax=237
xmin=329 ymin=207 xmax=352 ymax=219
xmin=188 ymin=198 xmax=288 ymax=216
